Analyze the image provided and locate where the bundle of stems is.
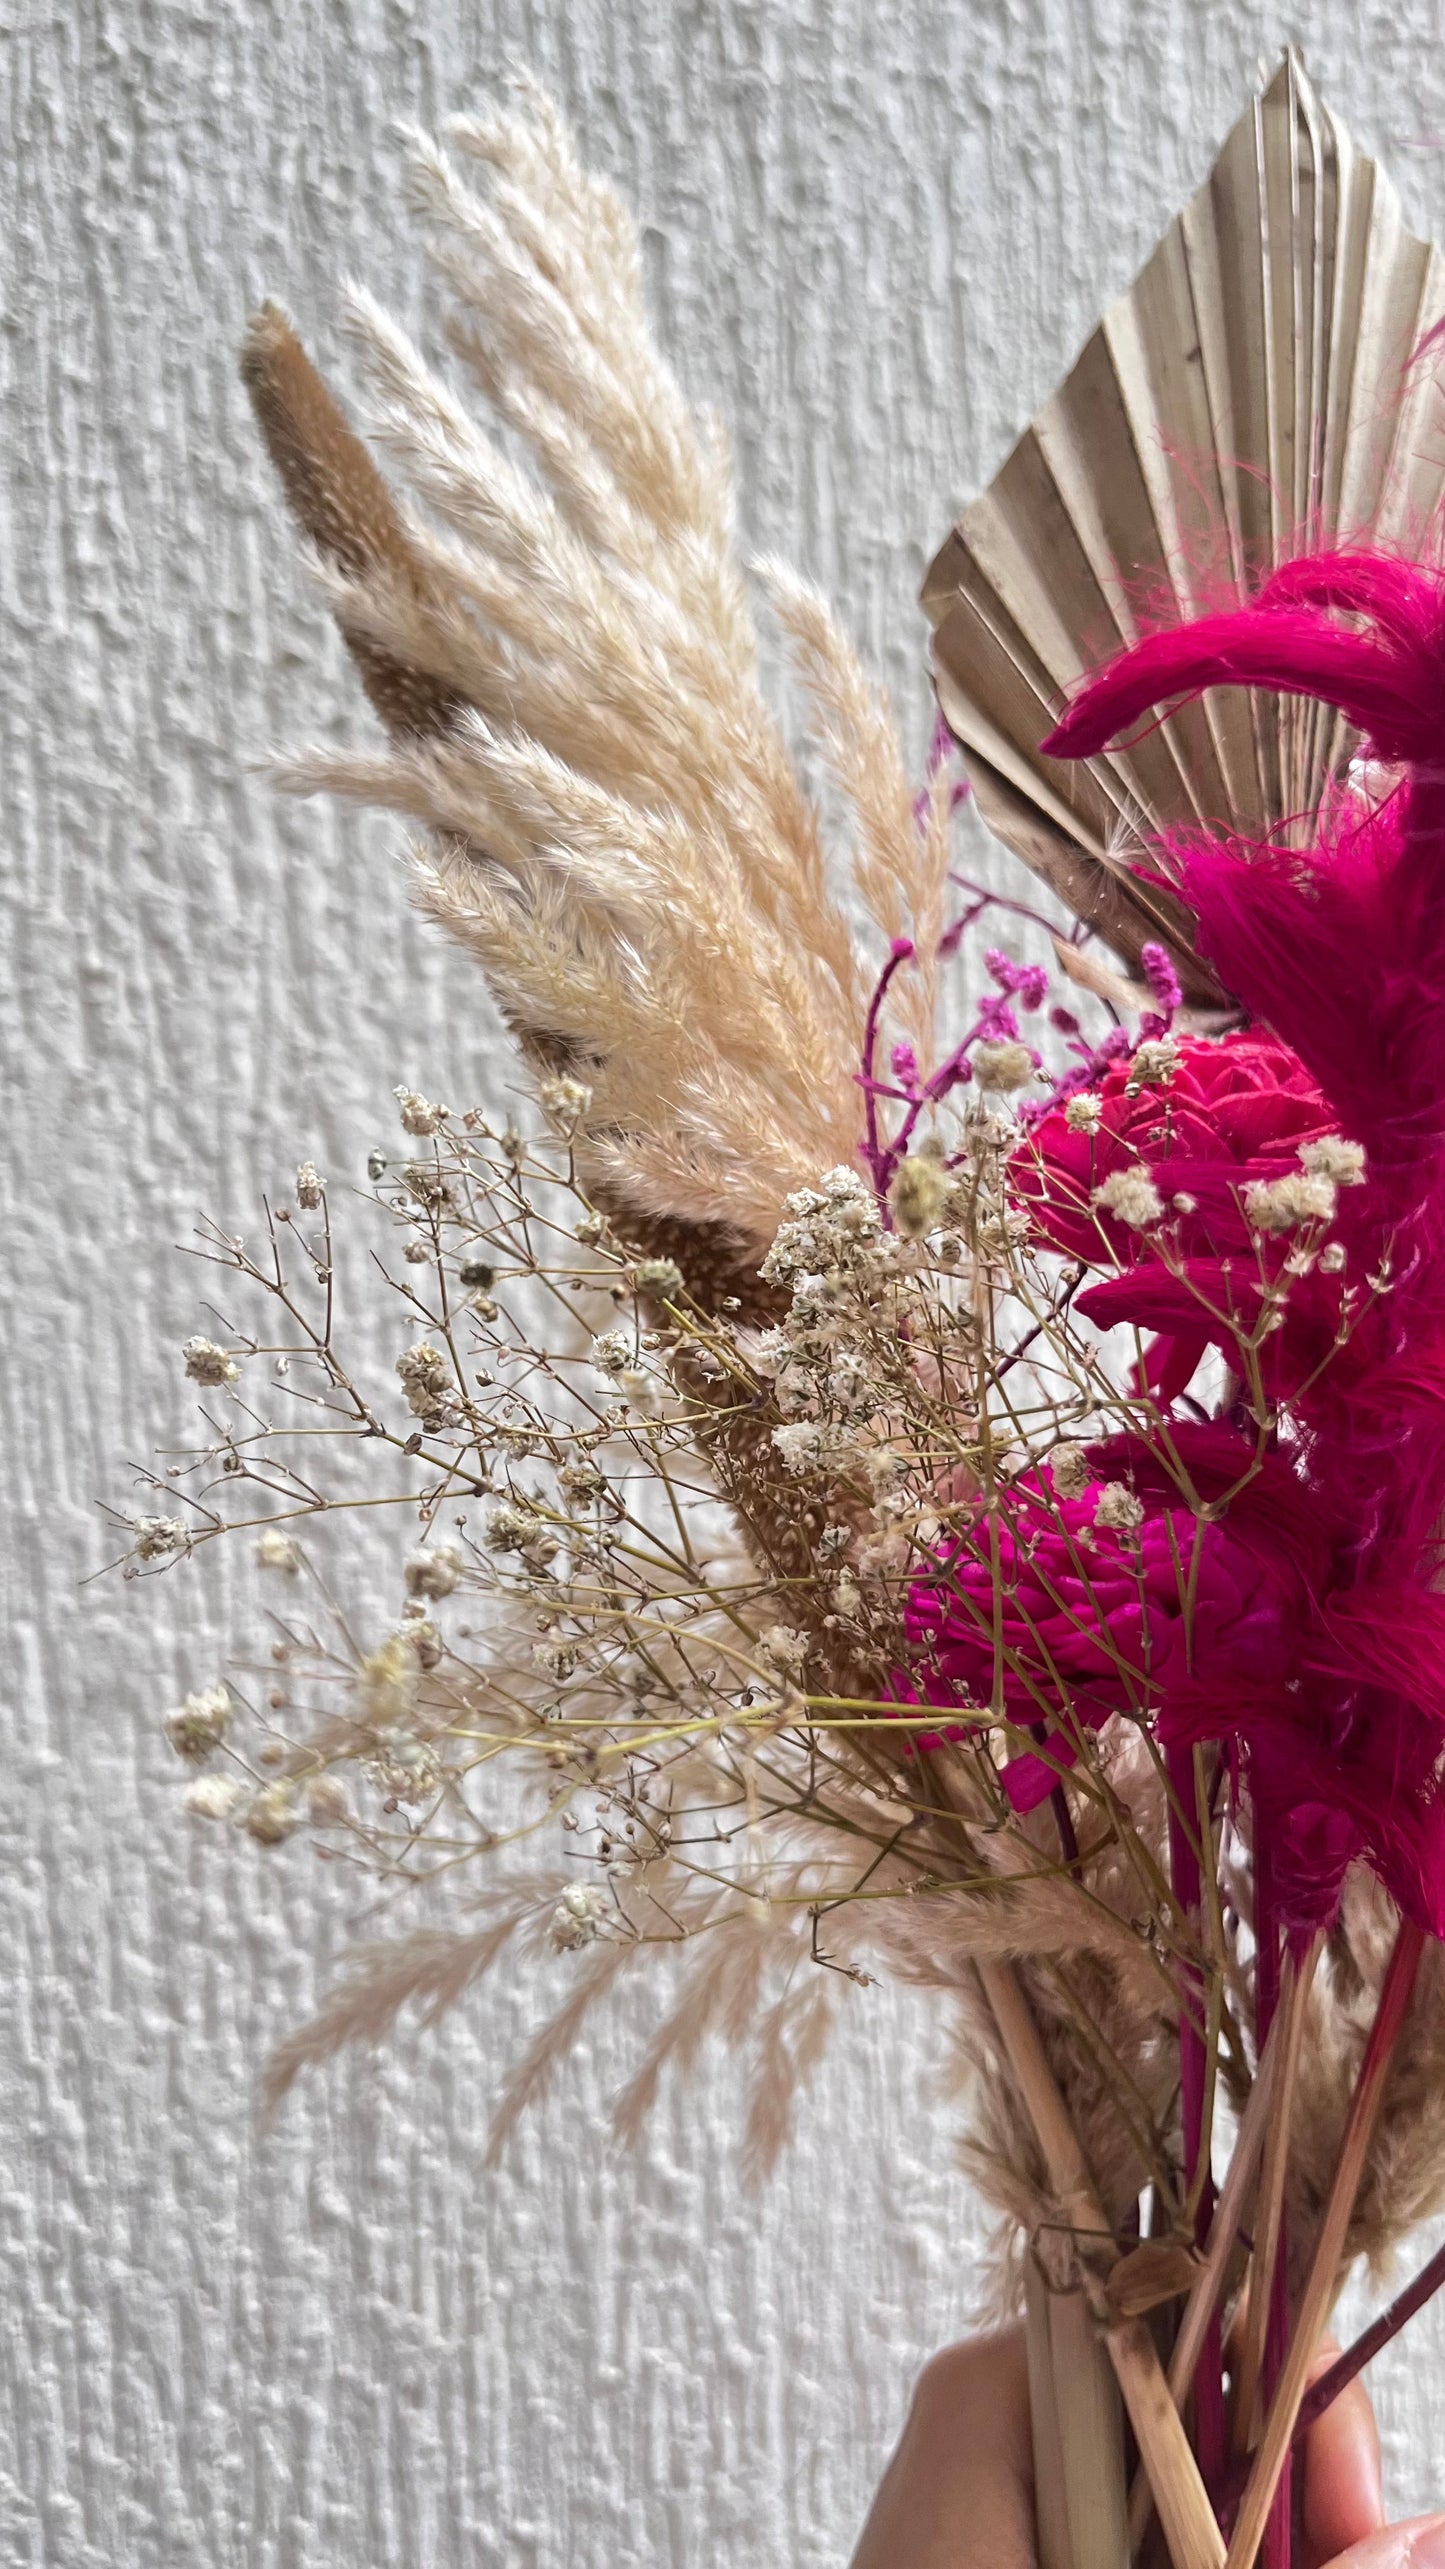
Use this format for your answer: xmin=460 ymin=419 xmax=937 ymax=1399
xmin=116 ymin=979 xmax=1445 ymax=2569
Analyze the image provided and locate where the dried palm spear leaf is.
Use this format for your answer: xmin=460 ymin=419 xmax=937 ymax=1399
xmin=923 ymin=49 xmax=1445 ymax=1005
xmin=242 ymin=88 xmax=954 ymax=1301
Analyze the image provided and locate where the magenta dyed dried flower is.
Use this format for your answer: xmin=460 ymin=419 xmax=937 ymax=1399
xmin=903 ymin=1467 xmax=1296 ymax=1812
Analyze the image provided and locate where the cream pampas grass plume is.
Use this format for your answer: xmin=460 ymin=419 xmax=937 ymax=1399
xmin=242 ymin=85 xmax=952 ymax=1298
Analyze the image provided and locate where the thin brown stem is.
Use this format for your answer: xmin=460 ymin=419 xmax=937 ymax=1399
xmin=1126 ymin=1997 xmax=1285 ymax=2550
xmin=1231 ymin=1942 xmax=1319 ymax=2452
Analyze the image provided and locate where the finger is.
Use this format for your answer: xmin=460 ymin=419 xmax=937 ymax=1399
xmin=1318 ymin=2514 xmax=1445 ymax=2569
xmin=1301 ymin=2338 xmax=1384 ymax=2568
xmin=849 ymin=2328 xmax=1034 ymax=2569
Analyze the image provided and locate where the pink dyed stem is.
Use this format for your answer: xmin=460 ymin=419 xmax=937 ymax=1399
xmin=1285 ymin=2240 xmax=1439 ymax=2435
xmin=1167 ymin=1742 xmax=1228 ymax=2488
xmin=856 ymin=935 xmax=1001 ymax=1205
xmin=857 ymin=938 xmax=915 ymax=1211
xmin=1293 ymin=2236 xmax=1445 ymax=2440
xmin=946 ymin=868 xmax=1069 ymax=943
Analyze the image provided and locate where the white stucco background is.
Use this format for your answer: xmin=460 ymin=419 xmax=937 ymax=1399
xmin=7 ymin=3 xmax=1445 ymax=2561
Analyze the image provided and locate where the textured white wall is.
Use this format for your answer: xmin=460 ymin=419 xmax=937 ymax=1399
xmin=7 ymin=3 xmax=1445 ymax=2560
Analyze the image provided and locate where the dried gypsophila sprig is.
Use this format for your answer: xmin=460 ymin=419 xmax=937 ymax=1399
xmin=110 ymin=1023 xmax=1443 ymax=2306
xmin=102 ymin=1068 xmax=1162 ymax=2134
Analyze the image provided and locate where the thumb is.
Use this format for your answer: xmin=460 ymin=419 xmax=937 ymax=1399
xmin=1321 ymin=2520 xmax=1445 ymax=2569
xmin=1300 ymin=2338 xmax=1383 ymax=2563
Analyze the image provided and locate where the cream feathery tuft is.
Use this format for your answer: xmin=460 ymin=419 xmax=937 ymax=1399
xmin=244 ymin=83 xmax=954 ymax=1293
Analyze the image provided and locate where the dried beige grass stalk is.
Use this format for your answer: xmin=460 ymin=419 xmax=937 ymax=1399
xmin=244 ymin=87 xmax=953 ymax=1289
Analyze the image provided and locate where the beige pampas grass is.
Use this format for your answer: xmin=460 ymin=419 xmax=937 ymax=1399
xmin=244 ymin=84 xmax=954 ymax=1292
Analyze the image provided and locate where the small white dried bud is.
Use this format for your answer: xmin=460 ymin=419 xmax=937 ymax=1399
xmin=395 ymin=1087 xmax=448 ymax=1137
xmin=771 ymin=1421 xmax=826 ymax=1475
xmin=401 ymin=1609 xmax=443 ymax=1669
xmin=495 ymin=1505 xmax=559 ymax=1569
xmin=551 ymin=1883 xmax=608 ymax=1949
xmin=254 ymin=1527 xmax=300 ymax=1574
xmin=935 ymin=1232 xmax=964 ymax=1266
xmin=633 ymin=1256 xmax=684 ymax=1299
xmin=888 ymin=1154 xmax=951 ymax=1239
xmin=401 ymin=1162 xmax=450 ymax=1208
xmin=1244 ymin=1171 xmax=1337 ymax=1235
xmin=574 ymin=1210 xmax=606 ymax=1247
xmin=183 ymin=1774 xmax=244 ymax=1821
xmin=1064 ymin=1091 xmax=1104 ymax=1134
xmin=404 ymin=1541 xmax=463 ymax=1601
xmin=1093 ymin=1167 xmax=1164 ymax=1229
xmin=972 ymin=1039 xmax=1035 ymax=1094
xmin=164 ymin=1684 xmax=232 ymax=1762
xmin=857 ymin=1526 xmax=907 ymax=1574
xmin=1050 ymin=1442 xmax=1092 ymax=1501
xmin=1126 ymin=1036 xmax=1180 ymax=1094
xmin=759 ymin=1624 xmax=809 ymax=1678
xmin=484 ymin=1500 xmax=533 ymax=1552
xmin=404 ymin=1239 xmax=431 ymax=1266
xmin=1299 ymin=1135 xmax=1366 ymax=1187
xmin=130 ymin=1514 xmax=193 ymax=1562
xmin=1094 ymin=1481 xmax=1144 ymax=1535
xmin=832 ymin=1572 xmax=863 ymax=1619
xmin=1319 ymin=1241 xmax=1347 ymax=1274
xmin=370 ymin=1738 xmax=442 ymax=1804
xmin=557 ymin=1459 xmax=606 ymax=1505
xmin=359 ymin=1631 xmax=419 ymax=1728
xmin=295 ymin=1161 xmax=324 ymax=1210
xmin=975 ymin=1207 xmax=1032 ymax=1263
xmin=366 ymin=1148 xmax=388 ymax=1182
xmin=589 ymin=1329 xmax=632 ymax=1378
xmin=774 ymin=1362 xmax=821 ymax=1420
xmin=243 ymin=1783 xmax=299 ymax=1846
xmin=396 ymin=1342 xmax=452 ymax=1419
xmin=183 ymin=1335 xmax=239 ymax=1387
xmin=538 ymin=1074 xmax=593 ymax=1127
xmin=860 ymin=1444 xmax=906 ymax=1496
xmin=1172 ymin=1193 xmax=1197 ymax=1215
xmin=306 ymin=1774 xmax=349 ymax=1826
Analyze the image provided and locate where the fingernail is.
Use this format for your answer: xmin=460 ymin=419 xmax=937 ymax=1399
xmin=1407 ymin=2515 xmax=1445 ymax=2569
xmin=1362 ymin=2438 xmax=1386 ymax=2527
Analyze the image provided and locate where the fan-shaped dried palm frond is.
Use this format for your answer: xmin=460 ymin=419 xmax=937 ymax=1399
xmin=924 ymin=49 xmax=1445 ymax=1005
xmin=243 ymin=87 xmax=954 ymax=1299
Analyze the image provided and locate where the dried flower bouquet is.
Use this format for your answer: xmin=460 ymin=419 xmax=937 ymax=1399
xmin=115 ymin=72 xmax=1445 ymax=2569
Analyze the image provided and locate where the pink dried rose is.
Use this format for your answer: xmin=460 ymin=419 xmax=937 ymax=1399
xmin=1010 ymin=1029 xmax=1335 ymax=1267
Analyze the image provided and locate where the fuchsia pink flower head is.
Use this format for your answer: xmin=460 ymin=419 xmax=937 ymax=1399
xmin=907 ymin=544 xmax=1445 ymax=1935
xmin=1012 ymin=1029 xmax=1333 ymax=1266
xmin=904 ymin=1459 xmax=1298 ymax=1814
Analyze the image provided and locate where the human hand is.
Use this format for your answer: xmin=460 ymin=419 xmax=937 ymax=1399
xmin=848 ymin=2329 xmax=1438 ymax=2569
